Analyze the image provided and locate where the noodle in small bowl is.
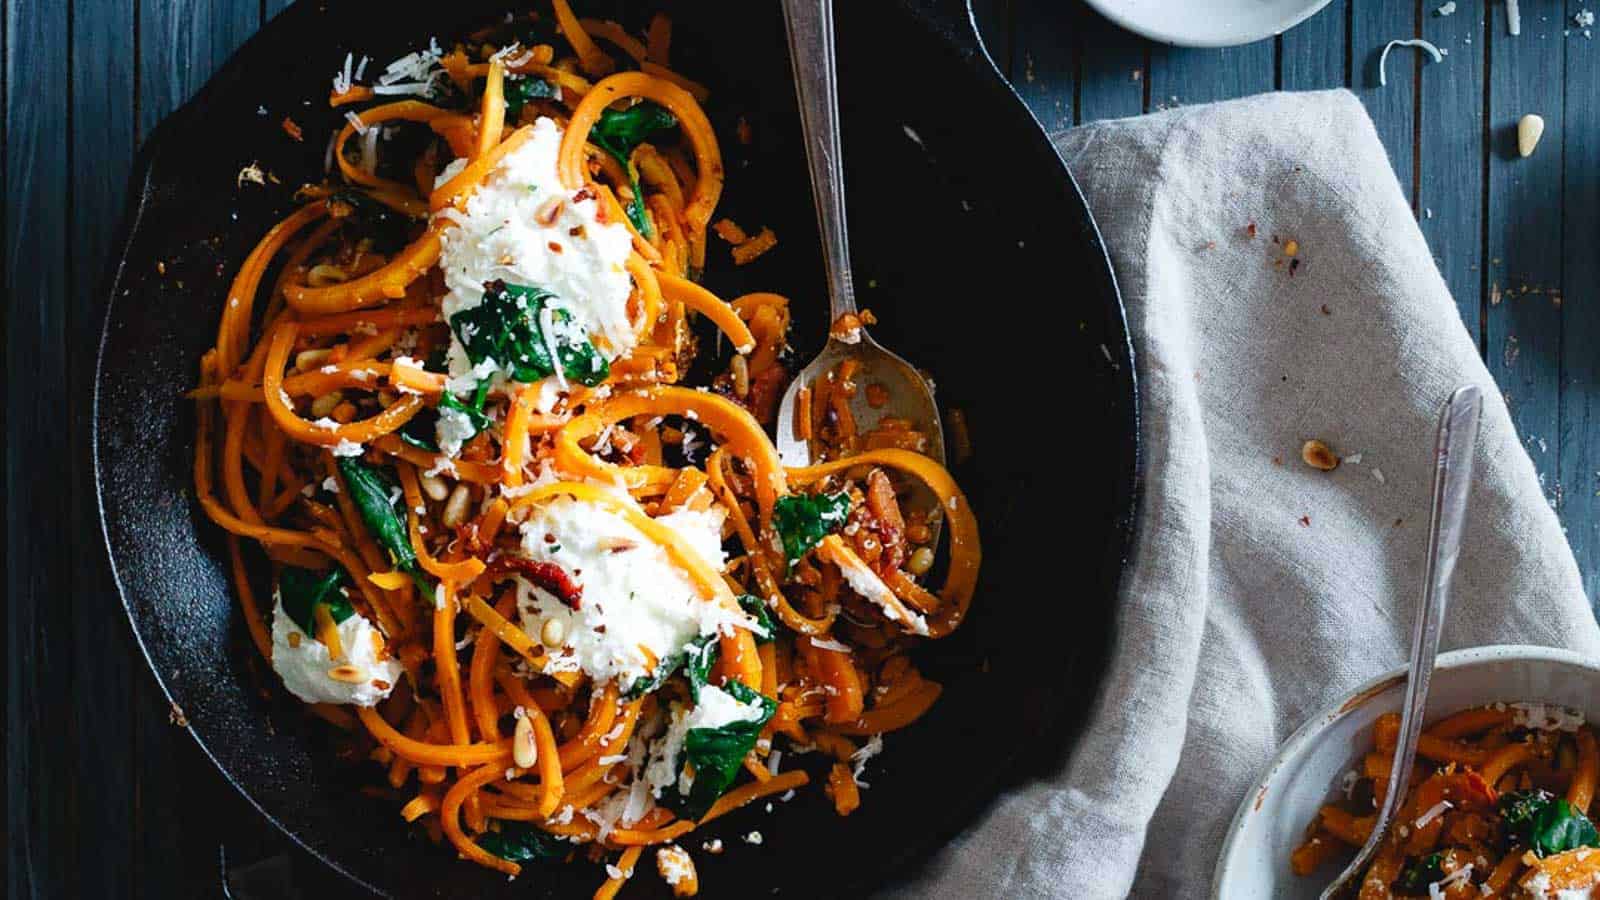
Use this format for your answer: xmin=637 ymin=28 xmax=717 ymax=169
xmin=1214 ymin=646 xmax=1600 ymax=899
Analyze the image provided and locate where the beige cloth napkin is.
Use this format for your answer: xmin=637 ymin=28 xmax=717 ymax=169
xmin=882 ymin=89 xmax=1600 ymax=899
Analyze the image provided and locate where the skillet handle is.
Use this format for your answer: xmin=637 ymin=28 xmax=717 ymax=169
xmin=898 ymin=0 xmax=991 ymax=68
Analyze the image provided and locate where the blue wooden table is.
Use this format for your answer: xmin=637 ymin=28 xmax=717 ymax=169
xmin=5 ymin=0 xmax=1598 ymax=895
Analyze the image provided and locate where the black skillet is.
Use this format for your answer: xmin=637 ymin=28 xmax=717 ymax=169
xmin=93 ymin=1 xmax=1139 ymax=896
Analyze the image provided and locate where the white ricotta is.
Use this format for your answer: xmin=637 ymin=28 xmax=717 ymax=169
xmin=269 ymin=597 xmax=401 ymax=706
xmin=433 ymin=116 xmax=636 ymax=389
xmin=514 ymin=495 xmax=753 ymax=685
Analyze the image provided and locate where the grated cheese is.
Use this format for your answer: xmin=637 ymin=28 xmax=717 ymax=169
xmin=1378 ymin=39 xmax=1445 ymax=87
xmin=850 ymin=733 xmax=885 ymax=788
xmin=1414 ymin=799 xmax=1453 ymax=829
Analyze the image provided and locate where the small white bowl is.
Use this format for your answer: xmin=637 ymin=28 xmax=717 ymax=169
xmin=1082 ymin=0 xmax=1333 ymax=48
xmin=1211 ymin=645 xmax=1600 ymax=899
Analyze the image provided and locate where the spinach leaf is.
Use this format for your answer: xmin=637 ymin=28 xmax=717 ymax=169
xmin=503 ymin=76 xmax=559 ymax=119
xmin=1499 ymin=789 xmax=1600 ymax=857
xmin=737 ymin=594 xmax=776 ymax=644
xmin=278 ymin=566 xmax=354 ymax=634
xmin=772 ymin=491 xmax=852 ymax=570
xmin=438 ymin=390 xmax=493 ymax=438
xmin=622 ymin=633 xmax=717 ymax=700
xmin=591 ymin=102 xmax=678 ymax=158
xmin=335 ymin=457 xmax=428 ymax=592
xmin=449 ymin=280 xmax=609 ymax=386
xmin=1394 ymin=852 xmax=1444 ymax=891
xmin=327 ymin=189 xmax=412 ymax=253
xmin=588 ymin=102 xmax=677 ymax=237
xmin=667 ymin=680 xmax=778 ymax=821
xmin=476 ymin=820 xmax=568 ymax=863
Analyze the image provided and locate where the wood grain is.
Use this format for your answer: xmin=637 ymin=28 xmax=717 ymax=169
xmin=6 ymin=1 xmax=74 ymax=897
xmin=1558 ymin=24 xmax=1600 ymax=602
xmin=1484 ymin=0 xmax=1565 ymax=516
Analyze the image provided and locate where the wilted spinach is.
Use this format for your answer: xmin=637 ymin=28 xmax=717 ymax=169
xmin=449 ymin=280 xmax=609 ymax=386
xmin=588 ymin=102 xmax=677 ymax=237
xmin=278 ymin=566 xmax=354 ymax=634
xmin=772 ymin=491 xmax=852 ymax=570
xmin=1499 ymin=789 xmax=1600 ymax=857
xmin=335 ymin=457 xmax=428 ymax=593
xmin=476 ymin=820 xmax=568 ymax=863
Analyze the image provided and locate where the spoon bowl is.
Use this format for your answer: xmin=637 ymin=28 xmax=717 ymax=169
xmin=775 ymin=332 xmax=945 ymax=470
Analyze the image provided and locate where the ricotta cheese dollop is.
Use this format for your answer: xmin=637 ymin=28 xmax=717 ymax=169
xmin=433 ymin=116 xmax=636 ymax=394
xmin=270 ymin=598 xmax=402 ymax=706
xmin=514 ymin=495 xmax=753 ymax=686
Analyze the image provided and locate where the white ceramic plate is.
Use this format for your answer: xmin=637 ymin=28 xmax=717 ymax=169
xmin=1211 ymin=645 xmax=1600 ymax=899
xmin=1082 ymin=0 xmax=1333 ymax=48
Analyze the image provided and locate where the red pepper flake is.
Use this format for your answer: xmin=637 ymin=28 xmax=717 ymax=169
xmin=1320 ymin=304 xmax=1331 ymax=315
xmin=1272 ymin=456 xmax=1283 ymax=466
xmin=489 ymin=559 xmax=584 ymax=609
xmin=547 ymin=241 xmax=564 ymax=254
xmin=1298 ymin=515 xmax=1311 ymax=527
xmin=281 ymin=117 xmax=304 ymax=142
xmin=1245 ymin=222 xmax=1258 ymax=238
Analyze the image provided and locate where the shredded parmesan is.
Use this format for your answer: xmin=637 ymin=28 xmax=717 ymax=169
xmin=1378 ymin=39 xmax=1445 ymax=87
xmin=1414 ymin=799 xmax=1453 ymax=829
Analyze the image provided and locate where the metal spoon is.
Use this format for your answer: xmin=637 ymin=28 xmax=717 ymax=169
xmin=774 ymin=0 xmax=945 ymax=480
xmin=1320 ymin=385 xmax=1483 ymax=900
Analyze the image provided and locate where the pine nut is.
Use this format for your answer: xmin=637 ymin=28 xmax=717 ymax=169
xmin=419 ymin=472 xmax=450 ymax=501
xmin=1301 ymin=439 xmax=1340 ymax=471
xmin=441 ymin=483 xmax=471 ymax=527
xmin=294 ymin=348 xmax=332 ymax=371
xmin=513 ymin=714 xmax=538 ymax=769
xmin=905 ymin=523 xmax=931 ymax=544
xmin=307 ymin=263 xmax=351 ymax=286
xmin=310 ymin=390 xmax=344 ymax=418
xmin=540 ymin=617 xmax=566 ymax=648
xmin=907 ymin=547 xmax=935 ymax=576
xmin=731 ymin=354 xmax=750 ymax=399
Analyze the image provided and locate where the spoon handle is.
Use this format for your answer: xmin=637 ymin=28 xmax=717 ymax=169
xmin=780 ymin=0 xmax=857 ymax=323
xmin=1321 ymin=385 xmax=1483 ymax=899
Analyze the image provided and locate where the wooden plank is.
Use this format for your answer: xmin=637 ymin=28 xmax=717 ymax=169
xmin=132 ymin=5 xmax=263 ymax=893
xmin=67 ymin=0 xmax=139 ymax=898
xmin=1558 ymin=24 xmax=1600 ymax=605
xmin=1145 ymin=36 xmax=1275 ymax=109
xmin=1418 ymin=0 xmax=1486 ymax=342
xmin=1010 ymin=0 xmax=1077 ymax=135
xmin=136 ymin=0 xmax=260 ymax=137
xmin=5 ymin=0 xmax=73 ymax=897
xmin=1349 ymin=2 xmax=1417 ymax=204
xmin=1483 ymin=5 xmax=1564 ymax=510
xmin=1076 ymin=4 xmax=1147 ymax=121
xmin=1279 ymin=0 xmax=1348 ymax=90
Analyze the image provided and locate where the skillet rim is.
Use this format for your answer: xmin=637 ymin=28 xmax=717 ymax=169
xmin=91 ymin=1 xmax=1141 ymax=895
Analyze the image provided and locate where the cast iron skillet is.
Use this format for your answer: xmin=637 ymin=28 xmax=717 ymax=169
xmin=93 ymin=1 xmax=1140 ymax=896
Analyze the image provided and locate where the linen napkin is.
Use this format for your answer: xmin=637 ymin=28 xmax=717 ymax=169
xmin=881 ymin=89 xmax=1600 ymax=899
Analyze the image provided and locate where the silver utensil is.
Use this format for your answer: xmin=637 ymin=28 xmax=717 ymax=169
xmin=1320 ymin=385 xmax=1484 ymax=900
xmin=773 ymin=0 xmax=945 ymax=480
